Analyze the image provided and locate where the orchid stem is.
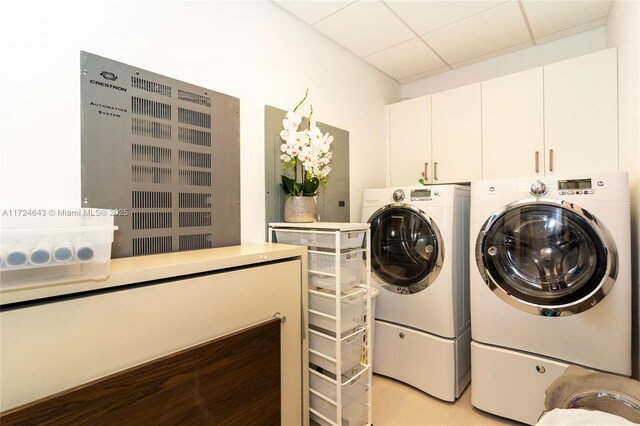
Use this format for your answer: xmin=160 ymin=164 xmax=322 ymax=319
xmin=293 ymin=89 xmax=309 ymax=113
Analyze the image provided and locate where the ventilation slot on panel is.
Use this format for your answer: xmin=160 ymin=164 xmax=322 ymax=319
xmin=131 ymin=118 xmax=171 ymax=140
xmin=133 ymin=236 xmax=172 ymax=256
xmin=132 ymin=165 xmax=171 ymax=184
xmin=178 ymin=89 xmax=211 ymax=107
xmin=178 ymin=107 xmax=211 ymax=129
xmin=132 ymin=144 xmax=171 ymax=164
xmin=179 ymin=234 xmax=212 ymax=251
xmin=178 ymin=127 xmax=211 ymax=147
xmin=179 ymin=193 xmax=211 ymax=209
xmin=132 ymin=212 xmax=173 ymax=230
xmin=179 ymin=212 xmax=211 ymax=228
xmin=179 ymin=150 xmax=211 ymax=168
xmin=179 ymin=170 xmax=211 ymax=186
xmin=132 ymin=191 xmax=172 ymax=209
xmin=131 ymin=76 xmax=172 ymax=97
xmin=132 ymin=97 xmax=171 ymax=121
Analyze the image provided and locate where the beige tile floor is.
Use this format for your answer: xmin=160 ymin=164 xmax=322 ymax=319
xmin=372 ymin=374 xmax=524 ymax=426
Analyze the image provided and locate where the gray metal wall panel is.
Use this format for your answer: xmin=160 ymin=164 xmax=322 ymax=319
xmin=264 ymin=105 xmax=349 ymax=237
xmin=81 ymin=51 xmax=240 ymax=258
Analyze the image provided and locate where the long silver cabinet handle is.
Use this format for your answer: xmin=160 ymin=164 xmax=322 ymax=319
xmin=535 ymin=151 xmax=539 ymax=173
xmin=424 ymin=163 xmax=429 ymax=181
xmin=549 ymin=149 xmax=554 ymax=172
xmin=434 ymin=162 xmax=438 ymax=181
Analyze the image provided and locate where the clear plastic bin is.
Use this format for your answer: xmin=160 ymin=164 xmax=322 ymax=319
xmin=310 ymin=385 xmax=368 ymax=426
xmin=309 ymin=251 xmax=362 ymax=290
xmin=274 ymin=230 xmax=365 ymax=250
xmin=309 ymin=328 xmax=366 ymax=375
xmin=309 ymin=366 xmax=368 ymax=403
xmin=0 ymin=209 xmax=117 ymax=288
xmin=309 ymin=288 xmax=366 ymax=334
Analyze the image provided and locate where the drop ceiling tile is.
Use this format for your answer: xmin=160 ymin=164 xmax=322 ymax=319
xmin=273 ymin=0 xmax=355 ymax=25
xmin=313 ymin=0 xmax=415 ymax=57
xmin=522 ymin=0 xmax=611 ymax=40
xmin=364 ymin=37 xmax=449 ymax=80
xmin=422 ymin=0 xmax=531 ymax=65
xmin=384 ymin=0 xmax=507 ymax=35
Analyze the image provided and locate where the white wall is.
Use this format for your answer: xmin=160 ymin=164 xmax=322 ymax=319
xmin=606 ymin=0 xmax=640 ymax=380
xmin=401 ymin=27 xmax=606 ymax=98
xmin=0 ymin=0 xmax=399 ymax=242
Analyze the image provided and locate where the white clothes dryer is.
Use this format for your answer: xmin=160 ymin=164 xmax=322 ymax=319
xmin=361 ymin=185 xmax=471 ymax=401
xmin=469 ymin=172 xmax=632 ymax=424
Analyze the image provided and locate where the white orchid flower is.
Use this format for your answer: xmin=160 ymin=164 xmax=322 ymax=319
xmin=294 ymin=131 xmax=307 ymax=148
xmin=287 ymin=111 xmax=302 ymax=126
xmin=282 ymin=111 xmax=302 ymax=131
xmin=279 ymin=92 xmax=333 ymax=195
xmin=307 ymin=127 xmax=323 ymax=146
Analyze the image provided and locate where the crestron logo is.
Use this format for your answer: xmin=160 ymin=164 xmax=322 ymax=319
xmin=100 ymin=71 xmax=117 ymax=81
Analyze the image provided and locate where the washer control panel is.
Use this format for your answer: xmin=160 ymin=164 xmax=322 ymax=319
xmin=557 ymin=178 xmax=595 ymax=196
xmin=409 ymin=188 xmax=432 ymax=201
xmin=508 ymin=176 xmax=609 ymax=198
xmin=558 ymin=190 xmax=595 ymax=195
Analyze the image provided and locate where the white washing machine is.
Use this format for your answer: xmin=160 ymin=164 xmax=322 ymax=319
xmin=470 ymin=172 xmax=632 ymax=425
xmin=361 ymin=185 xmax=471 ymax=401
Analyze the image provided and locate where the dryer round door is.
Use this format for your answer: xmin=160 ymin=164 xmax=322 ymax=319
xmin=368 ymin=204 xmax=443 ymax=295
xmin=475 ymin=198 xmax=618 ymax=316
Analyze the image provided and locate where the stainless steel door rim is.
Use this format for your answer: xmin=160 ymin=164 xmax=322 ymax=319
xmin=475 ymin=198 xmax=618 ymax=316
xmin=368 ymin=203 xmax=444 ymax=295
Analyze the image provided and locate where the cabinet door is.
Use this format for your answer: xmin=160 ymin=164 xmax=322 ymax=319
xmin=389 ymin=96 xmax=431 ymax=186
xmin=482 ymin=68 xmax=544 ymax=179
xmin=0 ymin=261 xmax=303 ymax=423
xmin=432 ymin=84 xmax=482 ymax=183
xmin=544 ymin=48 xmax=618 ymax=176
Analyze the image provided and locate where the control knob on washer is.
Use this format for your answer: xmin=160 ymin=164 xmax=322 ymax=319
xmin=393 ymin=189 xmax=405 ymax=202
xmin=530 ymin=181 xmax=548 ymax=196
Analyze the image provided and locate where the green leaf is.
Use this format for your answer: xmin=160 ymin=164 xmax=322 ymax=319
xmin=303 ymin=178 xmax=320 ymax=196
xmin=281 ymin=175 xmax=296 ymax=195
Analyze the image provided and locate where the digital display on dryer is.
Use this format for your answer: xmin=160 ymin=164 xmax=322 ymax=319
xmin=558 ymin=179 xmax=592 ymax=190
xmin=410 ymin=189 xmax=431 ymax=199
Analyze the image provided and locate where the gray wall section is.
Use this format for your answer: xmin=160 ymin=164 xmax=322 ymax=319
xmin=81 ymin=51 xmax=240 ymax=258
xmin=264 ymin=105 xmax=350 ymax=238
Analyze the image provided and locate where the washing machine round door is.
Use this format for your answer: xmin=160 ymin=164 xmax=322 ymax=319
xmin=476 ymin=199 xmax=617 ymax=316
xmin=368 ymin=204 xmax=443 ymax=294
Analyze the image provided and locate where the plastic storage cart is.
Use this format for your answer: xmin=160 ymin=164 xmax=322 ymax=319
xmin=270 ymin=222 xmax=372 ymax=426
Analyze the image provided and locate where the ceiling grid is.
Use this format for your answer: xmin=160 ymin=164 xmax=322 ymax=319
xmin=274 ymin=0 xmax=612 ymax=83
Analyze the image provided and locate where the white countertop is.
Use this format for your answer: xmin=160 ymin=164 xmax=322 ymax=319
xmin=0 ymin=243 xmax=306 ymax=305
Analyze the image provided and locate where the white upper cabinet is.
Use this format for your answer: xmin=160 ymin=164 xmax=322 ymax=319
xmin=544 ymin=48 xmax=618 ymax=176
xmin=388 ymin=49 xmax=618 ymax=184
xmin=482 ymin=67 xmax=544 ymax=179
xmin=389 ymin=96 xmax=431 ymax=186
xmin=432 ymin=83 xmax=482 ymax=183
